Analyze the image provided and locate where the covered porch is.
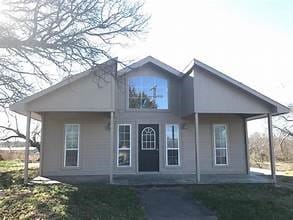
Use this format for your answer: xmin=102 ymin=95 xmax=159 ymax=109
xmin=112 ymin=173 xmax=273 ymax=185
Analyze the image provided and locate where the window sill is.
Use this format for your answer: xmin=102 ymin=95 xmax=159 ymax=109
xmin=126 ymin=108 xmax=171 ymax=113
xmin=213 ymin=164 xmax=229 ymax=168
xmin=117 ymin=165 xmax=131 ymax=168
xmin=165 ymin=165 xmax=181 ymax=168
xmin=62 ymin=166 xmax=81 ymax=170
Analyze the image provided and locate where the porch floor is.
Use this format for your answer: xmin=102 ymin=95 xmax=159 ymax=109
xmin=113 ymin=172 xmax=273 ymax=185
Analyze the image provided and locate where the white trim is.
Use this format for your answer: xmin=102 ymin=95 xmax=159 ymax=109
xmin=64 ymin=124 xmax=80 ymax=168
xmin=141 ymin=127 xmax=156 ymax=150
xmin=117 ymin=124 xmax=132 ymax=167
xmin=119 ymin=56 xmax=183 ymax=77
xmin=165 ymin=124 xmax=180 ymax=166
xmin=213 ymin=124 xmax=228 ymax=166
xmin=39 ymin=114 xmax=45 ymax=176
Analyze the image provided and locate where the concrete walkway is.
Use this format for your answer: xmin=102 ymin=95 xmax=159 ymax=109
xmin=136 ymin=186 xmax=217 ymax=220
xmin=250 ymin=167 xmax=285 ymax=176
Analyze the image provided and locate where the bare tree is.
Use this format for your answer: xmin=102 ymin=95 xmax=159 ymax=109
xmin=274 ymin=105 xmax=293 ymax=142
xmin=0 ymin=0 xmax=149 ymax=108
xmin=0 ymin=114 xmax=41 ymax=151
xmin=0 ymin=0 xmax=149 ymax=145
xmin=249 ymin=132 xmax=269 ymax=167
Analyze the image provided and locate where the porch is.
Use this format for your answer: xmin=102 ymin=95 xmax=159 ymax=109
xmin=112 ymin=173 xmax=273 ymax=186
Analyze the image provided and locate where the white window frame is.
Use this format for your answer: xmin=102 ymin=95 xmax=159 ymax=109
xmin=141 ymin=127 xmax=156 ymax=150
xmin=117 ymin=124 xmax=132 ymax=167
xmin=213 ymin=124 xmax=229 ymax=166
xmin=165 ymin=124 xmax=180 ymax=166
xmin=64 ymin=124 xmax=80 ymax=168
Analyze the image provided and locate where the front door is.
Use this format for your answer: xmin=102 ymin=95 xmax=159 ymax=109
xmin=138 ymin=124 xmax=159 ymax=172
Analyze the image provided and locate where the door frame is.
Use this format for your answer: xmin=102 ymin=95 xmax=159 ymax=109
xmin=137 ymin=123 xmax=160 ymax=173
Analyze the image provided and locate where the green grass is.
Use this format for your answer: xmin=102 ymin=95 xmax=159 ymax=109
xmin=0 ymin=160 xmax=39 ymax=188
xmin=192 ymin=184 xmax=293 ymax=220
xmin=0 ymin=160 xmax=145 ymax=220
xmin=0 ymin=160 xmax=28 ymax=172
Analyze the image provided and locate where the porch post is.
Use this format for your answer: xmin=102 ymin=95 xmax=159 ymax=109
xmin=39 ymin=114 xmax=44 ymax=176
xmin=244 ymin=118 xmax=250 ymax=174
xmin=267 ymin=113 xmax=276 ymax=183
xmin=24 ymin=111 xmax=31 ymax=185
xmin=194 ymin=112 xmax=200 ymax=183
xmin=109 ymin=111 xmax=114 ymax=184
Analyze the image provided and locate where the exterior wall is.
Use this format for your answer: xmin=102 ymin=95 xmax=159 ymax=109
xmin=112 ymin=113 xmax=246 ymax=175
xmin=181 ymin=75 xmax=194 ymax=117
xmin=194 ymin=66 xmax=274 ymax=114
xmin=198 ymin=114 xmax=247 ymax=174
xmin=40 ymin=63 xmax=248 ymax=177
xmin=112 ymin=64 xmax=247 ymax=175
xmin=113 ymin=112 xmax=196 ymax=174
xmin=27 ymin=72 xmax=115 ymax=112
xmin=113 ymin=63 xmax=190 ymax=174
xmin=42 ymin=112 xmax=111 ymax=176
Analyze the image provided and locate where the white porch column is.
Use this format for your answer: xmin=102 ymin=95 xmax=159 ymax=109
xmin=39 ymin=114 xmax=44 ymax=176
xmin=244 ymin=118 xmax=250 ymax=174
xmin=24 ymin=111 xmax=31 ymax=185
xmin=109 ymin=111 xmax=114 ymax=184
xmin=194 ymin=112 xmax=200 ymax=183
xmin=267 ymin=113 xmax=276 ymax=183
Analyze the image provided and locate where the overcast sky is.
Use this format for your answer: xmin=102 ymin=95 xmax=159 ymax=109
xmin=2 ymin=0 xmax=293 ymax=135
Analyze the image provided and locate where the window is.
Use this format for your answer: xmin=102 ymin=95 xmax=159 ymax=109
xmin=141 ymin=127 xmax=156 ymax=150
xmin=64 ymin=124 xmax=80 ymax=167
xmin=128 ymin=76 xmax=168 ymax=109
xmin=213 ymin=124 xmax=228 ymax=165
xmin=117 ymin=124 xmax=131 ymax=167
xmin=166 ymin=124 xmax=180 ymax=166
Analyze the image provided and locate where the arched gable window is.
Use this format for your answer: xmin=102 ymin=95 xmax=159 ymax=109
xmin=128 ymin=76 xmax=168 ymax=109
xmin=141 ymin=127 xmax=156 ymax=150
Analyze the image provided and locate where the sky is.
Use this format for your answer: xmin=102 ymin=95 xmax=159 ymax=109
xmin=1 ymin=0 xmax=293 ymax=136
xmin=114 ymin=0 xmax=292 ymax=106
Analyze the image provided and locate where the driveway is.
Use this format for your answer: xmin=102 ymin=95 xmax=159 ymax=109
xmin=136 ymin=186 xmax=217 ymax=220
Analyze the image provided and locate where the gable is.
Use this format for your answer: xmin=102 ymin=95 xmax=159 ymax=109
xmin=116 ymin=63 xmax=182 ymax=115
xmin=194 ymin=66 xmax=275 ymax=114
xmin=26 ymin=73 xmax=115 ymax=112
xmin=119 ymin=56 xmax=183 ymax=77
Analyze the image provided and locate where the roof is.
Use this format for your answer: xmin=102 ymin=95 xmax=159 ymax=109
xmin=118 ymin=56 xmax=183 ymax=77
xmin=9 ymin=56 xmax=290 ymax=119
xmin=10 ymin=59 xmax=117 ymax=120
xmin=186 ymin=58 xmax=290 ymax=115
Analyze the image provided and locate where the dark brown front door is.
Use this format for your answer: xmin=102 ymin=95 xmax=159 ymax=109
xmin=138 ymin=124 xmax=159 ymax=172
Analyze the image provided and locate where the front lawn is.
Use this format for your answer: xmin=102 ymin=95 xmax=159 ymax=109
xmin=192 ymin=184 xmax=293 ymax=220
xmin=0 ymin=160 xmax=145 ymax=220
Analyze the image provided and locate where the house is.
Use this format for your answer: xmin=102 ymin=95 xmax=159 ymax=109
xmin=10 ymin=56 xmax=290 ymax=184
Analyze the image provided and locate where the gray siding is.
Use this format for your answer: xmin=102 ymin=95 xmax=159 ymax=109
xmin=198 ymin=114 xmax=246 ymax=174
xmin=194 ymin=66 xmax=274 ymax=114
xmin=112 ymin=64 xmax=247 ymax=175
xmin=27 ymin=73 xmax=115 ymax=112
xmin=40 ymin=63 xmax=249 ymax=177
xmin=42 ymin=112 xmax=111 ymax=176
xmin=113 ymin=113 xmax=246 ymax=175
xmin=181 ymin=75 xmax=194 ymax=117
